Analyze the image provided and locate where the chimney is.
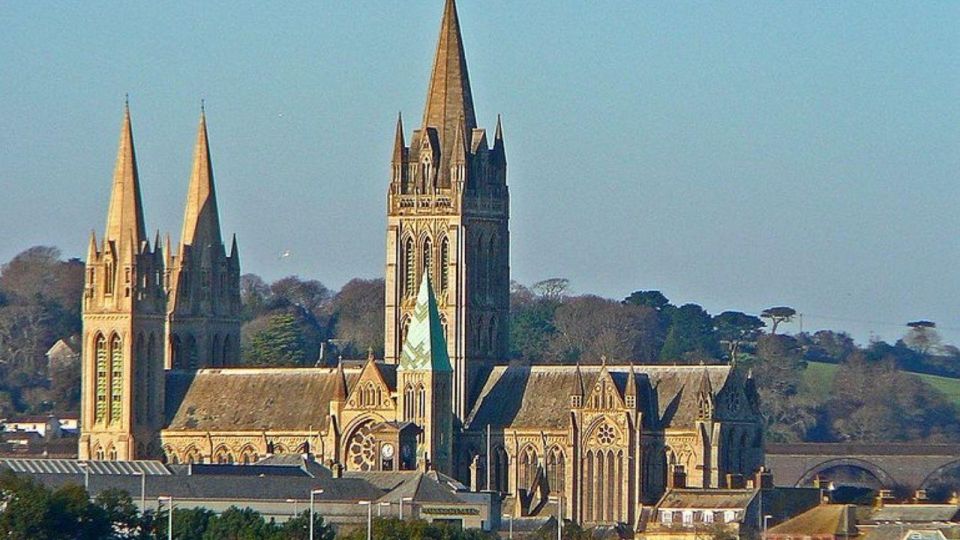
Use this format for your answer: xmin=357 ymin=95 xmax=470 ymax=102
xmin=332 ymin=462 xmax=343 ymax=479
xmin=726 ymin=474 xmax=746 ymax=489
xmin=874 ymin=489 xmax=894 ymax=508
xmin=669 ymin=466 xmax=687 ymax=489
xmin=755 ymin=467 xmax=774 ymax=490
xmin=469 ymin=455 xmax=480 ymax=492
xmin=915 ymin=489 xmax=928 ymax=502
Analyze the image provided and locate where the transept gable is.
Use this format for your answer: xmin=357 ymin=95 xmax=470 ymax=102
xmin=585 ymin=364 xmax=624 ymax=411
xmin=346 ymin=358 xmax=395 ymax=411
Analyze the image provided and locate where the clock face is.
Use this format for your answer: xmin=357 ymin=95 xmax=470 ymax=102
xmin=381 ymin=443 xmax=395 ymax=459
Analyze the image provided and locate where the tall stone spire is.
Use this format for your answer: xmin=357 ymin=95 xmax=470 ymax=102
xmin=421 ymin=0 xmax=476 ymax=152
xmin=104 ymin=103 xmax=146 ymax=245
xmin=179 ymin=108 xmax=222 ymax=251
xmin=392 ymin=113 xmax=406 ymax=165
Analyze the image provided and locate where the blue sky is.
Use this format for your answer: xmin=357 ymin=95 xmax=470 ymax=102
xmin=2 ymin=1 xmax=958 ymax=345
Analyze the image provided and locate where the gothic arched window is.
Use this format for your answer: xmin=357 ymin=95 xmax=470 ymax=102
xmin=94 ymin=334 xmax=107 ymax=424
xmin=519 ymin=446 xmax=538 ymax=492
xmin=404 ymin=383 xmax=414 ymax=420
xmin=422 ymin=237 xmax=433 ymax=286
xmin=109 ymin=334 xmax=123 ymax=425
xmin=136 ymin=334 xmax=145 ymax=421
xmin=403 ymin=237 xmax=416 ymax=297
xmin=493 ymin=446 xmax=509 ymax=492
xmin=186 ymin=335 xmax=198 ymax=369
xmin=547 ymin=446 xmax=565 ymax=494
xmin=417 ymin=383 xmax=426 ymax=419
xmin=486 ymin=234 xmax=497 ymax=302
xmin=439 ymin=236 xmax=450 ymax=298
xmin=146 ymin=334 xmax=156 ymax=422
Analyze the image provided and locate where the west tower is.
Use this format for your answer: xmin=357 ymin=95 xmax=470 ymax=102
xmin=165 ymin=110 xmax=242 ymax=370
xmin=384 ymin=0 xmax=509 ymax=421
xmin=80 ymin=105 xmax=166 ymax=460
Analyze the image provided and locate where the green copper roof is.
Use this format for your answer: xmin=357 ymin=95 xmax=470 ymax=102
xmin=399 ymin=275 xmax=452 ymax=372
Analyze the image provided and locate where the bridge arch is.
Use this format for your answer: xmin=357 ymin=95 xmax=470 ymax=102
xmin=797 ymin=458 xmax=895 ymax=488
xmin=920 ymin=458 xmax=960 ymax=490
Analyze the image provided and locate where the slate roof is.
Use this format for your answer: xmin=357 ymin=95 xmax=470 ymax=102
xmin=165 ymin=367 xmax=361 ymax=432
xmin=869 ymin=505 xmax=960 ymax=524
xmin=768 ymin=505 xmax=859 ymax=536
xmin=0 ymin=458 xmax=475 ymax=507
xmin=465 ymin=364 xmax=734 ymax=430
xmin=656 ymin=488 xmax=756 ymax=510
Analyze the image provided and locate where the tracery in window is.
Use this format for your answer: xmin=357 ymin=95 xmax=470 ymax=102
xmin=422 ymin=237 xmax=433 ymax=286
xmin=439 ymin=236 xmax=450 ymax=298
xmin=403 ymin=237 xmax=416 ymax=297
xmin=95 ymin=334 xmax=107 ymax=423
xmin=109 ymin=335 xmax=123 ymax=424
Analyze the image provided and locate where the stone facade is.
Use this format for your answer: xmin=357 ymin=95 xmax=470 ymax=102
xmin=79 ymin=0 xmax=765 ymax=528
xmin=383 ymin=0 xmax=509 ymax=422
xmin=79 ymin=108 xmax=240 ymax=461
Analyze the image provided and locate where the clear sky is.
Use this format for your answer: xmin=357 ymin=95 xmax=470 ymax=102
xmin=2 ymin=1 xmax=958 ymax=346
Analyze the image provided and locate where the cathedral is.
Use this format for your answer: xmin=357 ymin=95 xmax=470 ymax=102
xmin=79 ymin=0 xmax=764 ymax=526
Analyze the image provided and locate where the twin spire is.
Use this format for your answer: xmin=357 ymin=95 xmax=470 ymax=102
xmin=101 ymin=102 xmax=226 ymax=260
xmin=179 ymin=109 xmax=223 ymax=251
xmin=103 ymin=103 xmax=146 ymax=248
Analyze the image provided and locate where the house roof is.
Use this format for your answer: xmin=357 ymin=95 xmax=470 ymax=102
xmin=655 ymin=488 xmax=756 ymax=511
xmin=165 ymin=367 xmax=361 ymax=432
xmin=869 ymin=505 xmax=960 ymax=524
xmin=768 ymin=505 xmax=859 ymax=536
xmin=465 ymin=364 xmax=735 ymax=430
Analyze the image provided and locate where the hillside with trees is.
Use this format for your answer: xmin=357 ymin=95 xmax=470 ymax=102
xmin=2 ymin=245 xmax=959 ymax=445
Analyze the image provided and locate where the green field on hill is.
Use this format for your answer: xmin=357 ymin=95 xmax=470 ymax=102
xmin=803 ymin=360 xmax=960 ymax=406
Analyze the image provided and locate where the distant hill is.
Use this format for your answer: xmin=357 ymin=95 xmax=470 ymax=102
xmin=804 ymin=360 xmax=960 ymax=406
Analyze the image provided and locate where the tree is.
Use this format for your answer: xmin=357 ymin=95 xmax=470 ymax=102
xmin=200 ymin=506 xmax=274 ymax=540
xmin=713 ymin=311 xmax=764 ymax=363
xmin=904 ymin=320 xmax=941 ymax=355
xmin=746 ymin=334 xmax=816 ymax=442
xmin=659 ymin=303 xmax=721 ymax=363
xmin=329 ymin=279 xmax=385 ymax=358
xmin=239 ymin=274 xmax=271 ymax=321
xmin=279 ymin=510 xmax=336 ymax=540
xmin=622 ymin=290 xmax=670 ymax=312
xmin=761 ymin=306 xmax=796 ymax=334
xmin=549 ymin=295 xmax=661 ymax=363
xmin=0 ymin=470 xmax=112 ymax=540
xmin=531 ymin=278 xmax=570 ymax=302
xmin=338 ymin=517 xmax=496 ymax=540
xmin=244 ymin=313 xmax=310 ymax=367
xmin=94 ymin=488 xmax=144 ymax=539
xmin=269 ymin=276 xmax=332 ymax=322
xmin=825 ymin=353 xmax=960 ymax=442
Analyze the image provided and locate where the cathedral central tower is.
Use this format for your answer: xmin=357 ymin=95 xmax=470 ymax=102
xmin=384 ymin=0 xmax=509 ymax=420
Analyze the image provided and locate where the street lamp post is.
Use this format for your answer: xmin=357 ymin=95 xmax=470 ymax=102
xmin=309 ymin=489 xmax=324 ymax=540
xmin=286 ymin=498 xmax=298 ymax=518
xmin=157 ymin=496 xmax=173 ymax=540
xmin=135 ymin=471 xmax=145 ymax=510
xmin=549 ymin=495 xmax=562 ymax=540
xmin=763 ymin=514 xmax=773 ymax=539
xmin=78 ymin=461 xmax=89 ymax=492
xmin=359 ymin=501 xmax=373 ymax=540
xmin=502 ymin=514 xmax=513 ymax=539
xmin=399 ymin=496 xmax=413 ymax=520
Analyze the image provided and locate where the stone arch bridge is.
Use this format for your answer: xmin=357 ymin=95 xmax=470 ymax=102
xmin=766 ymin=443 xmax=960 ymax=489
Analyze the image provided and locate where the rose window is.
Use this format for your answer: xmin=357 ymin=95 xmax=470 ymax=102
xmin=597 ymin=423 xmax=616 ymax=445
xmin=347 ymin=422 xmax=377 ymax=471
